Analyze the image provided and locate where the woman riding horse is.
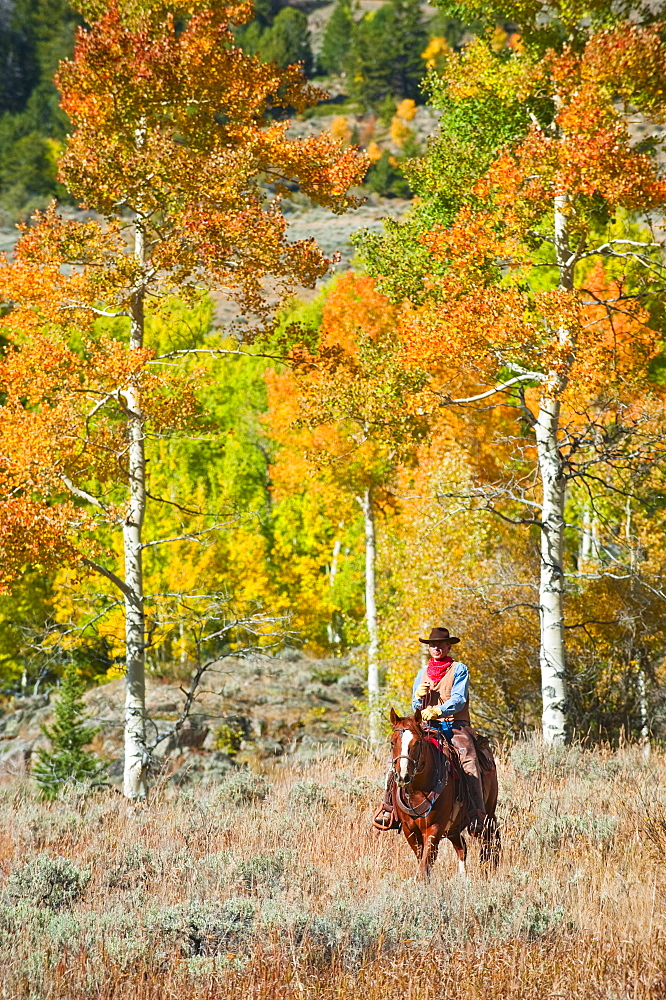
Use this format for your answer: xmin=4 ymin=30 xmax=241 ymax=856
xmin=374 ymin=626 xmax=487 ymax=836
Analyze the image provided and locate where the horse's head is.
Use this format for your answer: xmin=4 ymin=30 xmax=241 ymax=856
xmin=389 ymin=707 xmax=426 ymax=788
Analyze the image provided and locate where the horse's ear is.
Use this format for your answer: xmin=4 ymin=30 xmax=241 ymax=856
xmin=390 ymin=707 xmax=398 ymax=726
xmin=414 ymin=707 xmax=422 ymax=725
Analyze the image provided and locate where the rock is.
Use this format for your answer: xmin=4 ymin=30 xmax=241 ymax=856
xmin=337 ymin=669 xmax=366 ymax=696
xmin=290 ymin=734 xmax=341 ymax=763
xmin=275 ymin=648 xmax=304 ymax=662
xmin=169 ymin=750 xmax=236 ymax=785
xmin=304 ymin=682 xmax=338 ymax=703
xmin=107 ymin=756 xmax=124 ymax=785
xmin=0 ymin=651 xmax=359 ymax=781
xmin=157 ymin=719 xmax=209 ymax=755
xmin=0 ymin=738 xmax=35 ymax=774
xmin=202 ymin=729 xmax=218 ymax=751
xmin=11 ymin=693 xmax=50 ymax=711
xmin=255 ymin=737 xmax=283 ymax=757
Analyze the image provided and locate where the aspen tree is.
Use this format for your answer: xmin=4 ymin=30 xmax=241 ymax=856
xmin=361 ymin=3 xmax=666 ymax=741
xmin=0 ymin=0 xmax=366 ymax=796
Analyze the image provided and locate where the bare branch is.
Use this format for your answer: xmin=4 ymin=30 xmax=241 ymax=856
xmin=149 ymin=347 xmax=290 ymax=364
xmin=563 ymin=618 xmax=625 ymax=629
xmin=60 ymin=474 xmax=112 ymax=515
xmin=580 ymin=238 xmax=664 ymax=259
xmin=436 ymin=372 xmax=545 ymax=406
xmin=81 ymin=557 xmax=132 ymax=597
xmin=141 ymin=522 xmax=235 ymax=549
xmin=484 ymin=505 xmax=543 ymax=529
xmin=59 ymin=303 xmax=131 ymax=318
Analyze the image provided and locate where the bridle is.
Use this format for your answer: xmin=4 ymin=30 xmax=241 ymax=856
xmin=391 ymin=721 xmax=451 ymax=819
xmin=390 ymin=725 xmax=427 ymax=785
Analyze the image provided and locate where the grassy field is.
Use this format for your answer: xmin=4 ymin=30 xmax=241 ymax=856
xmin=1 ymin=737 xmax=665 ymax=999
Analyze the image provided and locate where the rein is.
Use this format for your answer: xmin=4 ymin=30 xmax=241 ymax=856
xmin=392 ymin=725 xmax=450 ymax=820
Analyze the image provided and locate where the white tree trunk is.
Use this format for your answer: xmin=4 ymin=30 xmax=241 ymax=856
xmin=580 ymin=506 xmax=600 ymax=566
xmin=534 ymin=193 xmax=573 ymax=744
xmin=535 ymin=394 xmax=567 ymax=743
xmin=327 ymin=533 xmax=342 ymax=645
xmin=420 ymin=622 xmax=429 ymax=672
xmin=359 ymin=488 xmax=380 ymax=743
xmin=626 ymin=499 xmax=650 ymax=757
xmin=637 ymin=666 xmax=650 ymax=758
xmin=123 ymin=220 xmax=148 ymax=799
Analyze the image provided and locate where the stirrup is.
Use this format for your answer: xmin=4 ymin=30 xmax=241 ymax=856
xmin=372 ymin=807 xmax=400 ymax=831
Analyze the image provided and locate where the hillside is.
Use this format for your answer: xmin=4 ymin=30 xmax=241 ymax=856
xmin=0 ymin=653 xmax=369 ymax=784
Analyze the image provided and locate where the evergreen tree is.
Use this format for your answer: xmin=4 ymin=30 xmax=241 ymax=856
xmin=0 ymin=0 xmax=76 ymax=218
xmin=259 ymin=7 xmax=312 ymax=73
xmin=348 ymin=0 xmax=427 ymax=110
xmin=32 ymin=664 xmax=107 ymax=799
xmin=233 ymin=0 xmax=282 ymax=56
xmin=318 ymin=0 xmax=354 ymax=76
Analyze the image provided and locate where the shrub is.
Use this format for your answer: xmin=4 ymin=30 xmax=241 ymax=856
xmin=6 ymin=854 xmax=90 ymax=909
xmin=334 ymin=907 xmax=383 ymax=965
xmin=364 ymin=149 xmax=412 ymax=199
xmin=215 ymin=770 xmax=269 ymax=806
xmin=288 ymin=779 xmax=329 ymax=809
xmin=213 ymin=720 xmax=245 ymax=756
xmin=520 ymin=903 xmax=565 ymax=939
xmin=536 ymin=813 xmax=618 ymax=849
xmin=337 ymin=669 xmax=366 ymax=695
xmin=231 ymin=850 xmax=291 ymax=894
xmin=105 ymin=845 xmax=159 ymax=889
xmin=147 ymin=898 xmax=256 ymax=957
xmin=328 ymin=772 xmax=379 ymax=802
xmin=509 ymin=738 xmax=582 ymax=779
xmin=304 ymin=913 xmax=341 ymax=962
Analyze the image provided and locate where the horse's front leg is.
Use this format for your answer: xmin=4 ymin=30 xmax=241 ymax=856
xmin=403 ymin=820 xmax=424 ymax=863
xmin=420 ymin=825 xmax=443 ymax=881
xmin=448 ymin=831 xmax=468 ymax=876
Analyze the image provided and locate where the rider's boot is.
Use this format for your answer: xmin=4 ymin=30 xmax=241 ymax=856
xmin=372 ymin=773 xmax=401 ymax=831
xmin=465 ymin=774 xmax=486 ymax=837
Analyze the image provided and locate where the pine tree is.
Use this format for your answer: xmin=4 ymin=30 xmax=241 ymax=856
xmin=0 ymin=0 xmax=77 ymax=216
xmin=32 ymin=665 xmax=107 ymax=799
xmin=259 ymin=7 xmax=312 ymax=73
xmin=348 ymin=0 xmax=427 ymax=109
xmin=318 ymin=0 xmax=354 ymax=76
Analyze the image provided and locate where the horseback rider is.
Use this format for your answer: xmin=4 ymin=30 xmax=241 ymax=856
xmin=375 ymin=626 xmax=487 ymax=836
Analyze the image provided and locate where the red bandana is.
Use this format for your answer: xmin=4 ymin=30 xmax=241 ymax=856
xmin=426 ymin=656 xmax=454 ymax=686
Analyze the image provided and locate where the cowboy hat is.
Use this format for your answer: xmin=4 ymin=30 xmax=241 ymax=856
xmin=419 ymin=627 xmax=460 ymax=645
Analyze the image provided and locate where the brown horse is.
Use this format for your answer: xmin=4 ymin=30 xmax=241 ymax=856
xmin=389 ymin=707 xmax=500 ymax=879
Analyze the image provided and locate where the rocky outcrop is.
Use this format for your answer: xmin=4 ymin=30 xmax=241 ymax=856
xmin=0 ymin=653 xmax=366 ymax=784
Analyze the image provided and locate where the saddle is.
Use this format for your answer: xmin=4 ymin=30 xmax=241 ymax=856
xmin=474 ymin=732 xmax=497 ymax=774
xmin=423 ymin=726 xmax=465 ymax=803
xmin=427 ymin=725 xmax=496 ymax=773
xmin=426 ymin=726 xmax=496 ymax=819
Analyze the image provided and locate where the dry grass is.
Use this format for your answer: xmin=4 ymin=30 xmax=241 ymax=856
xmin=1 ymin=737 xmax=666 ymax=998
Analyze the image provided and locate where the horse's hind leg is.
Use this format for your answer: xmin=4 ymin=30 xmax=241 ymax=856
xmin=480 ymin=815 xmax=501 ymax=872
xmin=448 ymin=831 xmax=467 ymax=875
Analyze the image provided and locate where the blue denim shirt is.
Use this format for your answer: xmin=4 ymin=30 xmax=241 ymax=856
xmin=412 ymin=661 xmax=469 ymax=733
